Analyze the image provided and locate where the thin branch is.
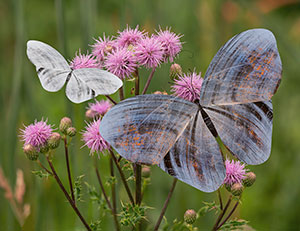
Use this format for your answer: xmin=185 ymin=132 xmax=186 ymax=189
xmin=218 ymin=189 xmax=223 ymax=211
xmin=110 ymin=157 xmax=120 ymax=231
xmin=216 ymin=199 xmax=240 ymax=230
xmin=154 ymin=178 xmax=178 ymax=231
xmin=46 ymin=156 xmax=91 ymax=231
xmin=105 ymin=95 xmax=117 ymax=105
xmin=212 ymin=195 xmax=232 ymax=231
xmin=142 ymin=67 xmax=156 ymax=94
xmin=109 ymin=150 xmax=135 ymax=205
xmin=135 ymin=164 xmax=142 ymax=205
xmin=119 ymin=86 xmax=124 ymax=101
xmin=63 ymin=137 xmax=75 ymax=203
xmin=37 ymin=160 xmax=53 ymax=175
xmin=134 ymin=69 xmax=139 ymax=96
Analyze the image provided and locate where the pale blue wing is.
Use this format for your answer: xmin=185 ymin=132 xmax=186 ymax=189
xmin=26 ymin=40 xmax=70 ymax=92
xmin=205 ymin=101 xmax=273 ymax=165
xmin=200 ymin=29 xmax=282 ymax=106
xmin=99 ymin=95 xmax=198 ymax=165
xmin=66 ymin=68 xmax=123 ymax=103
xmin=159 ymin=111 xmax=225 ymax=192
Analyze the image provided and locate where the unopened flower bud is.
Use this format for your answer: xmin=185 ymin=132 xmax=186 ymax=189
xmin=225 ymin=183 xmax=232 ymax=192
xmin=243 ymin=172 xmax=256 ymax=187
xmin=67 ymin=127 xmax=77 ymax=137
xmin=39 ymin=143 xmax=49 ymax=154
xmin=184 ymin=209 xmax=197 ymax=224
xmin=85 ymin=109 xmax=95 ymax=119
xmin=153 ymin=91 xmax=168 ymax=95
xmin=231 ymin=183 xmax=243 ymax=196
xmin=142 ymin=166 xmax=151 ymax=178
xmin=59 ymin=117 xmax=72 ymax=134
xmin=170 ymin=63 xmax=182 ymax=80
xmin=23 ymin=144 xmax=39 ymax=161
xmin=48 ymin=132 xmax=61 ymax=149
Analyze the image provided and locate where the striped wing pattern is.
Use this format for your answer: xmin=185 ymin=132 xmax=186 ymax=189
xmin=205 ymin=101 xmax=273 ymax=165
xmin=99 ymin=95 xmax=198 ymax=165
xmin=200 ymin=29 xmax=282 ymax=106
xmin=159 ymin=111 xmax=226 ymax=192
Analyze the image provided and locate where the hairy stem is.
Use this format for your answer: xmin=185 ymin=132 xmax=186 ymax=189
xmin=63 ymin=137 xmax=75 ymax=203
xmin=216 ymin=198 xmax=240 ymax=230
xmin=154 ymin=178 xmax=178 ymax=231
xmin=36 ymin=160 xmax=53 ymax=175
xmin=212 ymin=195 xmax=232 ymax=231
xmin=109 ymin=150 xmax=135 ymax=205
xmin=135 ymin=164 xmax=142 ymax=205
xmin=142 ymin=67 xmax=156 ymax=94
xmin=46 ymin=156 xmax=91 ymax=231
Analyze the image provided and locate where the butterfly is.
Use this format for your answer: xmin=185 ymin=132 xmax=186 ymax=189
xmin=99 ymin=29 xmax=282 ymax=192
xmin=26 ymin=40 xmax=123 ymax=103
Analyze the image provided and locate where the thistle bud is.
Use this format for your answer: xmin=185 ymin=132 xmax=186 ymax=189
xmin=142 ymin=166 xmax=151 ymax=178
xmin=48 ymin=132 xmax=61 ymax=149
xmin=23 ymin=144 xmax=39 ymax=161
xmin=184 ymin=209 xmax=197 ymax=224
xmin=59 ymin=117 xmax=72 ymax=134
xmin=243 ymin=172 xmax=256 ymax=187
xmin=170 ymin=63 xmax=182 ymax=80
xmin=225 ymin=183 xmax=232 ymax=192
xmin=231 ymin=183 xmax=243 ymax=196
xmin=85 ymin=109 xmax=95 ymax=119
xmin=67 ymin=127 xmax=77 ymax=137
xmin=39 ymin=143 xmax=49 ymax=154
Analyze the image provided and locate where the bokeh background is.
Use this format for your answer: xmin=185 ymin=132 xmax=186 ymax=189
xmin=1 ymin=0 xmax=300 ymax=230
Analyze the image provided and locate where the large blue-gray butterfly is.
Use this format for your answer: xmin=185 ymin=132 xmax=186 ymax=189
xmin=99 ymin=29 xmax=282 ymax=192
xmin=27 ymin=40 xmax=123 ymax=103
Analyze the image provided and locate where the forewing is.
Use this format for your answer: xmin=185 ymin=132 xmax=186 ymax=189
xmin=205 ymin=101 xmax=273 ymax=165
xmin=72 ymin=68 xmax=123 ymax=95
xmin=200 ymin=29 xmax=282 ymax=106
xmin=99 ymin=95 xmax=199 ymax=165
xmin=159 ymin=111 xmax=225 ymax=192
xmin=26 ymin=40 xmax=70 ymax=92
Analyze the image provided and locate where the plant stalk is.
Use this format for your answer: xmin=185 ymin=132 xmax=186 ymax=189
xmin=142 ymin=67 xmax=156 ymax=94
xmin=63 ymin=137 xmax=75 ymax=203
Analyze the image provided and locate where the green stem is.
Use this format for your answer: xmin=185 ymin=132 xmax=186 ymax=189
xmin=216 ymin=198 xmax=240 ymax=230
xmin=212 ymin=195 xmax=232 ymax=231
xmin=154 ymin=178 xmax=178 ymax=231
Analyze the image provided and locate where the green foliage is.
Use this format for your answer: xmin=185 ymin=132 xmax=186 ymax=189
xmin=74 ymin=175 xmax=84 ymax=202
xmin=219 ymin=219 xmax=251 ymax=231
xmin=119 ymin=202 xmax=149 ymax=227
xmin=90 ymin=220 xmax=102 ymax=231
xmin=85 ymin=182 xmax=109 ymax=211
xmin=31 ymin=170 xmax=51 ymax=178
xmin=105 ymin=176 xmax=116 ymax=186
xmin=198 ymin=201 xmax=220 ymax=217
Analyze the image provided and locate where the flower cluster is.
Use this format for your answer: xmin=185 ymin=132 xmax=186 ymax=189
xmin=69 ymin=25 xmax=182 ymax=80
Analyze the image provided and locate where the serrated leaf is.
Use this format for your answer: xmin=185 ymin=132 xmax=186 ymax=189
xmin=31 ymin=170 xmax=51 ymax=178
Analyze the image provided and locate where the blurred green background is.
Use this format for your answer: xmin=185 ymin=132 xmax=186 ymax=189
xmin=1 ymin=0 xmax=300 ymax=230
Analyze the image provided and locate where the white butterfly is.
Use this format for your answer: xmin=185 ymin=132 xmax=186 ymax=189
xmin=26 ymin=40 xmax=123 ymax=103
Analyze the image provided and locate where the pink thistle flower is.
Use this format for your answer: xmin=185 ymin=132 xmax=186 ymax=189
xmin=155 ymin=28 xmax=183 ymax=62
xmin=104 ymin=47 xmax=137 ymax=79
xmin=70 ymin=52 xmax=99 ymax=69
xmin=82 ymin=119 xmax=110 ymax=154
xmin=135 ymin=36 xmax=164 ymax=69
xmin=20 ymin=119 xmax=53 ymax=148
xmin=171 ymin=72 xmax=203 ymax=102
xmin=223 ymin=160 xmax=247 ymax=186
xmin=86 ymin=100 xmax=112 ymax=118
xmin=91 ymin=34 xmax=116 ymax=62
xmin=115 ymin=25 xmax=146 ymax=47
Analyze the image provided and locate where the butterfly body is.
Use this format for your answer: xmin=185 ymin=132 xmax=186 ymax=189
xmin=27 ymin=40 xmax=123 ymax=103
xmin=99 ymin=29 xmax=282 ymax=192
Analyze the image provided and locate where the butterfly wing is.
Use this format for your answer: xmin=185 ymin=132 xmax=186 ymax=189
xmin=99 ymin=95 xmax=198 ymax=165
xmin=159 ymin=111 xmax=225 ymax=192
xmin=204 ymin=101 xmax=273 ymax=165
xmin=26 ymin=40 xmax=70 ymax=92
xmin=66 ymin=68 xmax=123 ymax=103
xmin=200 ymin=29 xmax=282 ymax=106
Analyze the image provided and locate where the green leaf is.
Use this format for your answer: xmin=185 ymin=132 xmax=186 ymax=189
xmin=119 ymin=202 xmax=150 ymax=227
xmin=219 ymin=219 xmax=252 ymax=231
xmin=90 ymin=220 xmax=102 ymax=231
xmin=74 ymin=175 xmax=84 ymax=202
xmin=31 ymin=170 xmax=51 ymax=178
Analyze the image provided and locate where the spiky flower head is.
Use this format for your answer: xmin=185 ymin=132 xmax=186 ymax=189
xmin=105 ymin=47 xmax=137 ymax=79
xmin=135 ymin=36 xmax=164 ymax=69
xmin=184 ymin=209 xmax=197 ymax=224
xmin=23 ymin=144 xmax=39 ymax=161
xmin=86 ymin=100 xmax=112 ymax=119
xmin=171 ymin=72 xmax=203 ymax=102
xmin=20 ymin=119 xmax=53 ymax=148
xmin=92 ymin=34 xmax=116 ymax=62
xmin=70 ymin=52 xmax=99 ymax=69
xmin=155 ymin=28 xmax=182 ymax=62
xmin=48 ymin=132 xmax=61 ymax=149
xmin=224 ymin=160 xmax=246 ymax=186
xmin=116 ymin=25 xmax=146 ymax=47
xmin=82 ymin=119 xmax=110 ymax=154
